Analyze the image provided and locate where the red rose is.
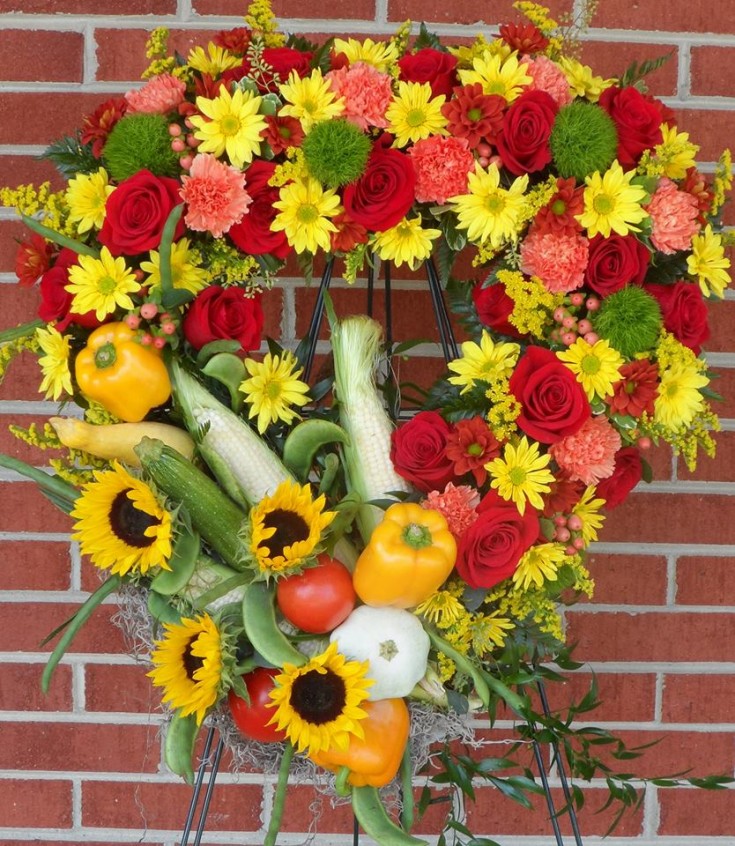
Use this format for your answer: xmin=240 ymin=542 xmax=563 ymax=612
xmin=390 ymin=411 xmax=455 ymax=493
xmin=98 ymin=169 xmax=184 ymax=256
xmin=595 ymin=446 xmax=642 ymax=509
xmin=397 ymin=48 xmax=458 ymax=99
xmin=472 ymin=278 xmax=523 ymax=338
xmin=496 ymin=89 xmax=558 ymax=176
xmin=38 ymin=249 xmax=100 ymax=331
xmin=183 ymin=285 xmax=264 ymax=352
xmin=228 ymin=161 xmax=291 ymax=259
xmin=584 ymin=234 xmax=650 ymax=297
xmin=455 ymin=490 xmax=539 ymax=589
xmin=598 ymin=86 xmax=665 ymax=168
xmin=342 ymin=142 xmax=416 ymax=231
xmin=645 ymin=281 xmax=710 ymax=354
xmin=509 ymin=346 xmax=590 ymax=444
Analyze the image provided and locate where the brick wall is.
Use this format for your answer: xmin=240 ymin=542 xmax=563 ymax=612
xmin=0 ymin=1 xmax=733 ymax=844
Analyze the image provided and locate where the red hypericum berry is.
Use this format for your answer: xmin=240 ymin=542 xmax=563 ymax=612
xmin=125 ymin=314 xmax=141 ymax=330
xmin=153 ymin=336 xmax=166 ymax=350
xmin=140 ymin=303 xmax=158 ymax=320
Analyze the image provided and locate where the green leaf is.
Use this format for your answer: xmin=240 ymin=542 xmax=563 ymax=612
xmin=618 ymin=51 xmax=674 ymax=90
xmin=0 ymin=319 xmax=43 ymax=344
xmin=161 ymin=288 xmax=195 ymax=310
xmin=413 ymin=22 xmax=443 ymax=51
xmin=20 ymin=214 xmax=98 ymax=258
xmin=352 ymin=786 xmax=428 ymax=846
xmin=0 ymin=453 xmax=79 ymax=513
xmin=195 ymin=339 xmax=243 ymax=367
xmin=157 ymin=203 xmax=185 ymax=298
xmin=40 ymin=132 xmax=99 ymax=178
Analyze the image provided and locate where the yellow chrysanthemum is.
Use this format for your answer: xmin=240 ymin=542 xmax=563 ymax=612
xmin=686 ymin=225 xmax=731 ymax=299
xmin=140 ymin=238 xmax=208 ymax=295
xmin=486 ymin=436 xmax=555 ymax=515
xmin=465 ymin=612 xmax=515 ymax=655
xmin=65 ymin=247 xmax=141 ymax=320
xmin=572 ymin=486 xmax=606 ymax=545
xmin=148 ymin=614 xmax=224 ymax=725
xmin=556 ymin=337 xmax=624 ymax=400
xmin=278 ymin=68 xmax=344 ymax=133
xmin=576 ymin=160 xmax=649 ymax=238
xmin=70 ymin=461 xmax=172 ymax=576
xmin=371 ymin=216 xmax=442 ymax=270
xmin=558 ymin=57 xmax=614 ymax=102
xmin=447 ymin=330 xmax=521 ymax=394
xmin=654 ymin=363 xmax=709 ymax=429
xmin=186 ymin=43 xmax=242 ymax=76
xmin=65 ymin=168 xmax=114 ymax=233
xmin=458 ymin=49 xmax=532 ymax=102
xmin=271 ymin=176 xmax=341 ymax=256
xmin=36 ymin=325 xmax=73 ymax=400
xmin=655 ymin=124 xmax=699 ymax=180
xmin=385 ymin=81 xmax=447 ymax=148
xmin=415 ymin=589 xmax=467 ymax=629
xmin=450 ymin=164 xmax=529 ymax=248
xmin=268 ymin=642 xmax=372 ymax=755
xmin=332 ymin=37 xmax=399 ymax=72
xmin=240 ymin=350 xmax=311 ymax=433
xmin=190 ymin=86 xmax=267 ymax=169
xmin=513 ymin=542 xmax=567 ymax=590
xmin=249 ymin=479 xmax=335 ymax=576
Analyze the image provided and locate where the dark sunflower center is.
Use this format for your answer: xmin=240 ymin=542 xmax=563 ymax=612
xmin=182 ymin=636 xmax=204 ymax=681
xmin=261 ymin=508 xmax=310 ymax=557
xmin=109 ymin=490 xmax=158 ymax=547
xmin=289 ymin=669 xmax=346 ymax=725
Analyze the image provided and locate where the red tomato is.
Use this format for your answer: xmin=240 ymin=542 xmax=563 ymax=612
xmin=228 ymin=667 xmax=285 ymax=743
xmin=276 ymin=553 xmax=356 ymax=634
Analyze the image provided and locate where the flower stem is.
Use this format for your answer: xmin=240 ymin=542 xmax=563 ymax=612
xmin=264 ymin=742 xmax=295 ymax=846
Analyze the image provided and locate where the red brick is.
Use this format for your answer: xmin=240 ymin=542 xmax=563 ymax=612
xmin=0 ymin=778 xmax=72 ymax=828
xmin=601 ymin=492 xmax=735 ymax=546
xmin=639 ymin=440 xmax=672 ymax=481
xmin=585 ymin=553 xmax=668 ymax=605
xmin=565 ymin=610 xmax=735 ymax=663
xmin=0 ymin=662 xmax=72 ymax=712
xmin=0 ymin=414 xmax=66 ymax=464
xmin=542 ymin=671 xmax=658 ymax=723
xmin=579 ymin=41 xmax=678 ymax=97
xmin=672 ymin=108 xmax=735 ymax=163
xmin=707 ymin=299 xmax=735 ymax=352
xmin=0 ymin=0 xmax=175 ymax=11
xmin=0 ymin=155 xmax=65 ymax=190
xmin=387 ymin=0 xmax=573 ymax=25
xmin=85 ymin=663 xmax=157 ymax=713
xmin=261 ymin=286 xmax=284 ymax=340
xmin=679 ymin=430 xmax=735 ymax=483
xmin=594 ymin=0 xmax=732 ymax=34
xmin=0 ymin=722 xmax=159 ymax=772
xmin=0 ymin=284 xmax=41 ymax=337
xmin=690 ymin=46 xmax=735 ymax=98
xmin=709 ymin=367 xmax=735 ymax=418
xmin=0 ymin=351 xmax=43 ymax=402
xmin=676 ymin=556 xmax=735 ymax=606
xmin=658 ymin=787 xmax=735 ymax=835
xmin=0 ymin=540 xmax=71 ymax=591
xmin=95 ymin=28 xmax=211 ymax=83
xmin=0 ymin=30 xmax=83 ymax=83
xmin=613 ymin=729 xmax=735 ymax=779
xmin=0 ymin=93 xmax=114 ymax=146
xmin=193 ymin=0 xmax=376 ymax=18
xmin=0 ymin=219 xmax=32 ymax=274
xmin=663 ymin=674 xmax=735 ymax=724
xmin=0 ymin=482 xmax=72 ymax=533
xmin=279 ymin=784 xmax=355 ymax=833
xmin=82 ymin=779 xmax=262 ymax=830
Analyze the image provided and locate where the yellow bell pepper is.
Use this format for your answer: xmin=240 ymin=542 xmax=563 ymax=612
xmin=352 ymin=501 xmax=456 ymax=608
xmin=309 ymin=698 xmax=409 ymax=787
xmin=75 ymin=322 xmax=171 ymax=423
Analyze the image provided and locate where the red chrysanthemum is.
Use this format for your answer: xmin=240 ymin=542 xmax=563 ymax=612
xmin=441 ymin=83 xmax=506 ymax=149
xmin=15 ymin=234 xmax=53 ymax=287
xmin=444 ymin=416 xmax=501 ymax=486
xmin=263 ymin=114 xmax=305 ymax=155
xmin=80 ymin=97 xmax=128 ymax=158
xmin=607 ymin=359 xmax=660 ymax=418
xmin=498 ymin=21 xmax=550 ymax=55
xmin=542 ymin=476 xmax=585 ymax=518
xmin=681 ymin=167 xmax=714 ymax=225
xmin=213 ymin=27 xmax=252 ymax=54
xmin=533 ymin=177 xmax=585 ymax=236
xmin=330 ymin=211 xmax=369 ymax=253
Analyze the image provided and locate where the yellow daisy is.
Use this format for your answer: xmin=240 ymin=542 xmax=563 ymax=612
xmin=271 ymin=177 xmax=341 ymax=256
xmin=686 ymin=225 xmax=731 ymax=299
xmin=558 ymin=57 xmax=614 ymax=102
xmin=654 ymin=124 xmax=699 ymax=180
xmin=65 ymin=247 xmax=141 ymax=320
xmin=465 ymin=612 xmax=515 ymax=655
xmin=240 ymin=350 xmax=311 ymax=433
xmin=371 ymin=216 xmax=442 ymax=270
xmin=449 ymin=164 xmax=529 ymax=248
xmin=268 ymin=642 xmax=372 ymax=755
xmin=332 ymin=37 xmax=399 ymax=71
xmin=513 ymin=542 xmax=567 ymax=590
xmin=148 ymin=614 xmax=224 ymax=725
xmin=654 ymin=363 xmax=709 ymax=429
xmin=457 ymin=50 xmax=532 ymax=102
xmin=447 ymin=330 xmax=521 ymax=394
xmin=190 ymin=86 xmax=267 ymax=169
xmin=65 ymin=168 xmax=114 ymax=233
xmin=70 ymin=461 xmax=173 ymax=577
xmin=576 ymin=160 xmax=649 ymax=238
xmin=556 ymin=337 xmax=624 ymax=400
xmin=572 ymin=486 xmax=606 ymax=545
xmin=186 ymin=43 xmax=241 ymax=76
xmin=249 ymin=479 xmax=335 ymax=576
xmin=415 ymin=589 xmax=467 ymax=629
xmin=486 ymin=436 xmax=555 ymax=515
xmin=385 ymin=81 xmax=447 ymax=148
xmin=278 ymin=68 xmax=344 ymax=133
xmin=140 ymin=238 xmax=208 ymax=295
xmin=36 ymin=325 xmax=73 ymax=400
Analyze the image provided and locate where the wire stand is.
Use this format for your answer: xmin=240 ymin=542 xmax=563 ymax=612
xmin=177 ymin=257 xmax=585 ymax=846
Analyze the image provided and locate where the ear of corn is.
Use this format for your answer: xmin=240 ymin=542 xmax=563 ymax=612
xmin=330 ymin=314 xmax=411 ymax=543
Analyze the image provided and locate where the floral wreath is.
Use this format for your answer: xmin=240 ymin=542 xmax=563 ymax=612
xmin=0 ymin=0 xmax=732 ymax=843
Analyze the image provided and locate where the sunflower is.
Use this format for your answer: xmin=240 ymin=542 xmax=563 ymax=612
xmin=271 ymin=176 xmax=341 ymax=256
xmin=240 ymin=350 xmax=311 ymax=433
xmin=371 ymin=216 xmax=442 ymax=270
xmin=65 ymin=247 xmax=141 ymax=320
xmin=486 ymin=436 xmax=555 ymax=515
xmin=576 ymin=160 xmax=649 ymax=238
xmin=65 ymin=167 xmax=113 ymax=233
xmin=70 ymin=462 xmax=172 ymax=576
xmin=268 ymin=642 xmax=372 ymax=755
xmin=36 ymin=325 xmax=73 ymax=401
xmin=249 ymin=479 xmax=335 ymax=576
xmin=385 ymin=81 xmax=447 ymax=148
xmin=556 ymin=337 xmax=624 ymax=400
xmin=190 ymin=86 xmax=267 ymax=169
xmin=148 ymin=613 xmax=224 ymax=725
